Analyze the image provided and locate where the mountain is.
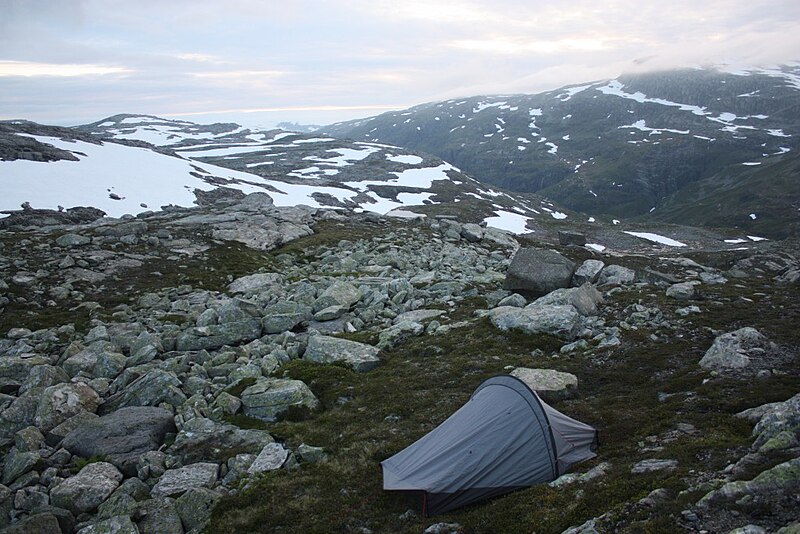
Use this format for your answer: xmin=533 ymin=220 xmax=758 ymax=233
xmin=322 ymin=65 xmax=800 ymax=236
xmin=2 ymin=115 xmax=557 ymax=234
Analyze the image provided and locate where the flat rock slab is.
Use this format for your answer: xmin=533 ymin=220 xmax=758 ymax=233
xmin=151 ymin=462 xmax=219 ymax=498
xmin=510 ymin=368 xmax=579 ymax=400
xmin=631 ymin=459 xmax=678 ymax=474
xmin=304 ymin=335 xmax=381 ymax=372
xmin=488 ymin=304 xmax=581 ymax=340
xmin=393 ymin=309 xmax=446 ymax=324
xmin=248 ymin=442 xmax=289 ymax=474
xmin=62 ymin=406 xmax=176 ymax=477
xmin=51 ymin=461 xmax=122 ymax=514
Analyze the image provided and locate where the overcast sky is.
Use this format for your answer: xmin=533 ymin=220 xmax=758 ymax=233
xmin=1 ymin=0 xmax=799 ymax=127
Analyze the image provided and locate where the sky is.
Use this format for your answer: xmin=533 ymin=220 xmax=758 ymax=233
xmin=1 ymin=0 xmax=799 ymax=128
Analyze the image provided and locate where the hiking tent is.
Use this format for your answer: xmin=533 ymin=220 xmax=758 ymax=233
xmin=381 ymin=375 xmax=598 ymax=515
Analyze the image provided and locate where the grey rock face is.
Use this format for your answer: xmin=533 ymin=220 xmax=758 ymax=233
xmin=666 ymin=281 xmax=700 ymax=300
xmin=510 ymin=368 xmax=579 ymax=400
xmin=488 ymin=304 xmax=582 ymax=340
xmin=504 ymin=248 xmax=576 ymax=296
xmin=62 ymin=406 xmax=176 ymax=477
xmin=100 ymin=369 xmax=186 ymax=414
xmin=168 ymin=417 xmax=273 ymax=464
xmin=699 ymin=327 xmax=771 ymax=371
xmin=240 ymin=378 xmax=319 ymax=422
xmin=572 ymin=259 xmax=605 ymax=286
xmin=55 ymin=233 xmax=91 ymax=247
xmin=313 ymin=280 xmax=361 ymax=312
xmin=175 ymin=487 xmax=220 ymax=532
xmin=597 ymin=265 xmax=636 ymax=286
xmin=34 ymin=382 xmax=101 ymax=432
xmin=529 ymin=283 xmax=602 ymax=316
xmin=151 ymin=462 xmax=218 ymax=498
xmin=50 ymin=462 xmax=122 ymax=514
xmin=304 ymin=335 xmax=381 ymax=372
xmin=248 ymin=442 xmax=289 ymax=474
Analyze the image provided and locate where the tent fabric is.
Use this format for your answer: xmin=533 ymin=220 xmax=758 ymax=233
xmin=381 ymin=375 xmax=598 ymax=515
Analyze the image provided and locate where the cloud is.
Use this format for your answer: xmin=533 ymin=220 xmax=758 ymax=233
xmin=0 ymin=60 xmax=131 ymax=77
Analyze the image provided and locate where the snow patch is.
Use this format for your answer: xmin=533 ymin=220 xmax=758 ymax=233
xmin=624 ymin=231 xmax=686 ymax=247
xmin=483 ymin=210 xmax=533 ymax=234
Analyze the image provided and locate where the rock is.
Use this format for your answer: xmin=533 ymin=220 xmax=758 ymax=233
xmin=529 ymin=283 xmax=602 ymax=316
xmin=14 ymin=426 xmax=44 ymax=452
xmin=55 ymin=233 xmax=91 ymax=247
xmin=45 ymin=411 xmax=98 ymax=447
xmin=0 ymin=354 xmax=52 ymax=383
xmin=549 ymin=462 xmax=611 ymax=488
xmin=503 ymin=248 xmax=576 ymax=296
xmin=460 ymin=223 xmax=483 ymax=242
xmin=313 ymin=280 xmax=361 ymax=312
xmin=488 ymin=304 xmax=582 ymax=340
xmin=227 ymin=272 xmax=282 ymax=294
xmin=248 ymin=442 xmax=289 ymax=474
xmin=262 ymin=300 xmax=311 ymax=334
xmin=304 ymin=335 xmax=381 ymax=372
xmin=729 ymin=526 xmax=767 ymax=534
xmin=558 ymin=231 xmax=587 ymax=246
xmin=168 ymin=417 xmax=274 ymax=464
xmin=631 ymin=459 xmax=678 ymax=474
xmin=175 ymin=317 xmax=262 ymax=351
xmin=50 ymin=461 xmax=122 ymax=514
xmin=596 ymin=265 xmax=636 ymax=286
xmin=101 ymin=369 xmax=186 ymax=414
xmin=737 ymin=393 xmax=800 ymax=452
xmin=676 ymin=305 xmax=701 ymax=316
xmin=135 ymin=497 xmax=184 ymax=534
xmin=240 ymin=378 xmax=319 ymax=422
xmin=497 ymin=293 xmax=526 ymax=308
xmin=34 ymin=382 xmax=101 ymax=432
xmin=666 ymin=281 xmax=700 ymax=300
xmin=424 ymin=523 xmax=463 ymax=534
xmin=698 ymin=457 xmax=800 ymax=507
xmin=3 ymin=512 xmax=64 ymax=534
xmin=699 ymin=327 xmax=772 ymax=371
xmin=510 ymin=368 xmax=579 ymax=400
xmin=151 ymin=462 xmax=218 ymax=498
xmin=77 ymin=515 xmax=139 ymax=534
xmin=392 ymin=309 xmax=446 ymax=324
xmin=175 ymin=487 xmax=220 ymax=532
xmin=20 ymin=364 xmax=70 ymax=394
xmin=296 ymin=443 xmax=327 ymax=463
xmin=2 ymin=448 xmax=40 ymax=485
xmin=63 ymin=345 xmax=126 ymax=379
xmin=62 ymin=406 xmax=176 ymax=477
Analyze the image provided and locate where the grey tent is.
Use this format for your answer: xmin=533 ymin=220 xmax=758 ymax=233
xmin=381 ymin=375 xmax=598 ymax=515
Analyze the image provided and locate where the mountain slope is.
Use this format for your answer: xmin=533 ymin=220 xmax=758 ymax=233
xmin=322 ymin=65 xmax=800 ymax=234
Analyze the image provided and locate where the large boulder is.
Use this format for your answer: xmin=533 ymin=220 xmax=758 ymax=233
xmin=240 ymin=378 xmax=319 ymax=422
xmin=62 ymin=406 xmax=176 ymax=476
xmin=510 ymin=368 xmax=579 ymax=400
xmin=63 ymin=344 xmax=126 ymax=379
xmin=175 ymin=487 xmax=220 ymax=532
xmin=262 ymin=301 xmax=312 ymax=334
xmin=168 ymin=417 xmax=274 ymax=464
xmin=151 ymin=462 xmax=218 ymax=498
xmin=0 ymin=355 xmax=52 ymax=383
xmin=227 ymin=273 xmax=282 ymax=295
xmin=34 ymin=382 xmax=101 ymax=433
xmin=529 ymin=283 xmax=602 ymax=316
xmin=100 ymin=369 xmax=186 ymax=414
xmin=77 ymin=515 xmax=139 ymax=534
xmin=247 ymin=442 xmax=290 ymax=474
xmin=135 ymin=497 xmax=184 ymax=534
xmin=304 ymin=335 xmax=381 ymax=372
xmin=487 ymin=305 xmax=582 ymax=340
xmin=175 ymin=318 xmax=262 ymax=351
xmin=699 ymin=327 xmax=772 ymax=371
xmin=503 ymin=249 xmax=576 ymax=296
xmin=50 ymin=462 xmax=122 ymax=514
xmin=312 ymin=281 xmax=362 ymax=313
xmin=666 ymin=281 xmax=700 ymax=301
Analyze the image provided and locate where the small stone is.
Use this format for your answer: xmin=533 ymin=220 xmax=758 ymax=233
xmin=510 ymin=368 xmax=579 ymax=400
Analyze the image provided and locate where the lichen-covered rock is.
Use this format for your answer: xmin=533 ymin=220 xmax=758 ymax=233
xmin=262 ymin=300 xmax=312 ymax=334
xmin=597 ymin=265 xmax=636 ymax=286
xmin=34 ymin=382 xmax=101 ymax=432
xmin=510 ymin=368 xmax=579 ymax=400
xmin=248 ymin=442 xmax=289 ymax=474
xmin=2 ymin=447 xmax=40 ymax=485
xmin=631 ymin=459 xmax=678 ymax=474
xmin=699 ymin=327 xmax=771 ymax=371
xmin=503 ymin=248 xmax=576 ymax=296
xmin=240 ymin=378 xmax=319 ymax=422
xmin=227 ymin=272 xmax=282 ymax=295
xmin=135 ymin=497 xmax=184 ymax=534
xmin=529 ymin=283 xmax=602 ymax=316
xmin=3 ymin=512 xmax=64 ymax=534
xmin=77 ymin=515 xmax=139 ymax=534
xmin=296 ymin=443 xmax=327 ymax=464
xmin=698 ymin=457 xmax=800 ymax=507
xmin=151 ymin=462 xmax=218 ymax=498
xmin=62 ymin=406 xmax=176 ymax=476
xmin=0 ymin=355 xmax=52 ymax=383
xmin=666 ymin=281 xmax=700 ymax=300
xmin=50 ymin=461 xmax=122 ymax=514
xmin=175 ymin=487 xmax=220 ymax=532
xmin=100 ymin=369 xmax=186 ymax=414
xmin=488 ymin=304 xmax=582 ymax=340
xmin=304 ymin=335 xmax=380 ymax=372
xmin=175 ymin=318 xmax=262 ymax=351
xmin=168 ymin=417 xmax=273 ymax=464
xmin=312 ymin=280 xmax=362 ymax=312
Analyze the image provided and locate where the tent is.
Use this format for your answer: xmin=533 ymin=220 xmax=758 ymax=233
xmin=381 ymin=375 xmax=598 ymax=515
